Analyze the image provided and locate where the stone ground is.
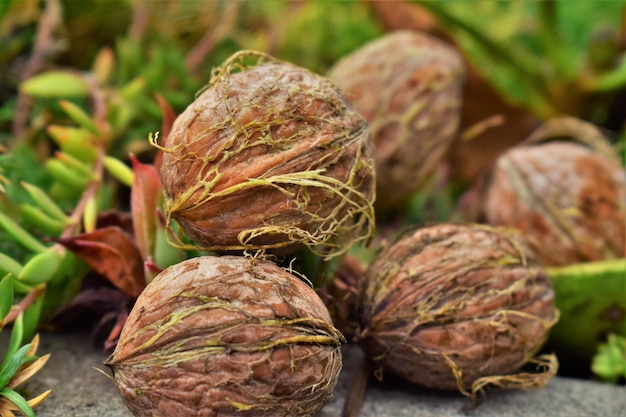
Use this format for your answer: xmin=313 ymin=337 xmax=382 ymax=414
xmin=4 ymin=330 xmax=625 ymax=417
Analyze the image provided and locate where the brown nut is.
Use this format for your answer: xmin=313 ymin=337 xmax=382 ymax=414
xmin=154 ymin=51 xmax=375 ymax=259
xmin=328 ymin=30 xmax=464 ymax=210
xmin=484 ymin=129 xmax=626 ymax=266
xmin=357 ymin=223 xmax=558 ymax=396
xmin=105 ymin=255 xmax=344 ymax=417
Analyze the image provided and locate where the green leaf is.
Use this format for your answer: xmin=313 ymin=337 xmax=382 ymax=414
xmin=118 ymin=76 xmax=145 ymax=101
xmin=45 ymin=159 xmax=91 ymax=190
xmin=592 ymin=334 xmax=626 ymax=383
xmin=20 ymin=71 xmax=90 ymax=98
xmin=0 ymin=314 xmax=24 ymax=373
xmin=0 ymin=211 xmax=48 ymax=253
xmin=0 ymin=253 xmax=22 ymax=277
xmin=0 ymin=274 xmax=13 ymax=321
xmin=46 ymin=125 xmax=98 ymax=162
xmin=547 ymin=259 xmax=626 ymax=360
xmin=59 ymin=100 xmax=100 ymax=136
xmin=21 ymin=182 xmax=70 ymax=223
xmin=20 ymin=204 xmax=67 ymax=235
xmin=0 ymin=387 xmax=36 ymax=417
xmin=0 ymin=343 xmax=34 ymax=389
xmin=10 ymin=275 xmax=32 ymax=295
xmin=0 ymin=0 xmax=16 ymax=17
xmin=103 ymin=156 xmax=134 ymax=187
xmin=18 ymin=248 xmax=63 ymax=286
xmin=22 ymin=291 xmax=44 ymax=342
xmin=0 ymin=142 xmax=51 ymax=211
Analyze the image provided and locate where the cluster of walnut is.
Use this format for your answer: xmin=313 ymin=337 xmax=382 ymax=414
xmin=107 ymin=29 xmax=624 ymax=417
xmin=107 ymin=50 xmax=371 ymax=417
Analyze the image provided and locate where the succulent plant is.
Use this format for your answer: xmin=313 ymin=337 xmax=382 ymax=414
xmin=328 ymin=30 xmax=464 ymax=210
xmin=105 ymin=255 xmax=344 ymax=417
xmin=357 ymin=223 xmax=558 ymax=398
xmin=153 ymin=50 xmax=376 ymax=259
xmin=483 ymin=117 xmax=626 ymax=266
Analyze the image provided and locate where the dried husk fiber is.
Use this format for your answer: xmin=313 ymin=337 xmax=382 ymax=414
xmin=105 ymin=255 xmax=344 ymax=417
xmin=357 ymin=223 xmax=558 ymax=399
xmin=328 ymin=30 xmax=464 ymax=210
xmin=153 ymin=50 xmax=375 ymax=259
xmin=483 ymin=116 xmax=626 ymax=266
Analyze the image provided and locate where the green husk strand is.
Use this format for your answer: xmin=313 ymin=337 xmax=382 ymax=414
xmin=152 ymin=51 xmax=375 ymax=260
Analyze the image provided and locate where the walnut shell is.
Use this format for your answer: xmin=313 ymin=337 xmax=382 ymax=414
xmin=484 ymin=140 xmax=626 ymax=266
xmin=357 ymin=223 xmax=558 ymax=392
xmin=328 ymin=30 xmax=464 ymax=209
xmin=105 ymin=255 xmax=344 ymax=417
xmin=157 ymin=51 xmax=375 ymax=258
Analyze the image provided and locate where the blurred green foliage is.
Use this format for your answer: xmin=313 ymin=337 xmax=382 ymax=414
xmin=0 ymin=0 xmax=385 ymax=363
xmin=417 ymin=0 xmax=625 ymax=128
xmin=592 ymin=334 xmax=626 ymax=383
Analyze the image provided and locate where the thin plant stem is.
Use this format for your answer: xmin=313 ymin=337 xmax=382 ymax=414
xmin=4 ymin=287 xmax=45 ymax=325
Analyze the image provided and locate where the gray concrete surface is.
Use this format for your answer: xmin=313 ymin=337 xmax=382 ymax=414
xmin=4 ymin=331 xmax=625 ymax=417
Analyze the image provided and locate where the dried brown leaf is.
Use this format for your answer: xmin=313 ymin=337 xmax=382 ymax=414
xmin=8 ymin=354 xmax=50 ymax=389
xmin=25 ymin=390 xmax=52 ymax=408
xmin=56 ymin=226 xmax=145 ymax=297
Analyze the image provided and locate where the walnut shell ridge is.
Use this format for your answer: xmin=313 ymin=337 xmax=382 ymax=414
xmin=357 ymin=223 xmax=558 ymax=392
xmin=156 ymin=51 xmax=375 ymax=259
xmin=106 ymin=255 xmax=344 ymax=417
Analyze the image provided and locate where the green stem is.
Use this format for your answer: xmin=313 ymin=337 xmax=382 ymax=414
xmin=2 ymin=286 xmax=46 ymax=327
xmin=547 ymin=258 xmax=626 ymax=279
xmin=538 ymin=0 xmax=581 ymax=85
xmin=581 ymin=56 xmax=626 ymax=93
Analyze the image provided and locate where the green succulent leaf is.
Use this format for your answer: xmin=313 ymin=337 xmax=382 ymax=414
xmin=19 ymin=204 xmax=67 ymax=235
xmin=0 ymin=211 xmax=48 ymax=253
xmin=59 ymin=100 xmax=100 ymax=136
xmin=22 ymin=292 xmax=44 ymax=342
xmin=0 ymin=274 xmax=13 ymax=322
xmin=0 ymin=314 xmax=24 ymax=372
xmin=45 ymin=159 xmax=91 ymax=191
xmin=104 ymin=156 xmax=134 ymax=187
xmin=0 ymin=254 xmax=22 ymax=278
xmin=547 ymin=259 xmax=626 ymax=360
xmin=592 ymin=334 xmax=626 ymax=383
xmin=46 ymin=125 xmax=98 ymax=162
xmin=20 ymin=71 xmax=90 ymax=99
xmin=18 ymin=248 xmax=63 ymax=286
xmin=21 ymin=182 xmax=71 ymax=223
xmin=0 ymin=387 xmax=36 ymax=417
xmin=9 ymin=276 xmax=32 ymax=295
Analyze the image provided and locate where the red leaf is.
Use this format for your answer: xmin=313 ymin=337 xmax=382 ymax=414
xmin=56 ymin=226 xmax=146 ymax=297
xmin=155 ymin=94 xmax=177 ymax=171
xmin=130 ymin=155 xmax=161 ymax=262
xmin=103 ymin=309 xmax=129 ymax=351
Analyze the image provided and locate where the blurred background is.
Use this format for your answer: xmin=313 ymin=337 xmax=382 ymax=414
xmin=0 ymin=0 xmax=624 ymax=400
